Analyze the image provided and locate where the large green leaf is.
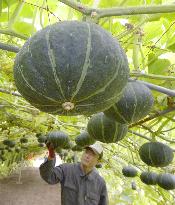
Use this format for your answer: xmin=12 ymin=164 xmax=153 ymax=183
xmin=0 ymin=11 xmax=8 ymax=22
xmin=99 ymin=0 xmax=122 ymax=8
xmin=143 ymin=21 xmax=163 ymax=44
xmin=13 ymin=21 xmax=36 ymax=36
xmin=148 ymin=58 xmax=171 ymax=75
xmin=145 ymin=0 xmax=162 ymax=3
xmin=2 ymin=0 xmax=17 ymax=8
xmin=17 ymin=4 xmax=36 ymax=18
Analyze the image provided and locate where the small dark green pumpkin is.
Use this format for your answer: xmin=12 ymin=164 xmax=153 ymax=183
xmin=14 ymin=21 xmax=129 ymax=116
xmin=87 ymin=113 xmax=128 ymax=143
xmin=122 ymin=166 xmax=138 ymax=177
xmin=20 ymin=137 xmax=28 ymax=144
xmin=46 ymin=130 xmax=69 ymax=148
xmin=131 ymin=181 xmax=137 ymax=190
xmin=139 ymin=142 xmax=174 ymax=167
xmin=104 ymin=81 xmax=154 ymax=124
xmin=140 ymin=171 xmax=158 ymax=185
xmin=157 ymin=173 xmax=175 ymax=190
xmin=96 ymin=163 xmax=102 ymax=169
xmin=3 ymin=139 xmax=16 ymax=148
xmin=36 ymin=133 xmax=42 ymax=138
xmin=37 ymin=135 xmax=47 ymax=143
xmin=75 ymin=131 xmax=96 ymax=147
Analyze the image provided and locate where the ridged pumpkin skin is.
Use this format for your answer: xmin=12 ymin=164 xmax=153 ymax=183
xmin=122 ymin=166 xmax=137 ymax=177
xmin=46 ymin=131 xmax=69 ymax=148
xmin=139 ymin=142 xmax=174 ymax=167
xmin=75 ymin=131 xmax=96 ymax=147
xmin=104 ymin=81 xmax=154 ymax=124
xmin=157 ymin=173 xmax=175 ymax=190
xmin=13 ymin=21 xmax=129 ymax=115
xmin=37 ymin=135 xmax=47 ymax=143
xmin=87 ymin=113 xmax=128 ymax=143
xmin=140 ymin=171 xmax=158 ymax=185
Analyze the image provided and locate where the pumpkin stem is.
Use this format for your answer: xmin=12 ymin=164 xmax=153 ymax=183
xmin=62 ymin=102 xmax=75 ymax=111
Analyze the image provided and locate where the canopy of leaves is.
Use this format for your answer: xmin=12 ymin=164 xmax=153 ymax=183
xmin=0 ymin=0 xmax=175 ymax=204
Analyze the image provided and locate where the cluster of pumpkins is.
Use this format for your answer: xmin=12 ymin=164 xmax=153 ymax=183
xmin=34 ymin=128 xmax=175 ymax=191
xmin=13 ymin=20 xmax=156 ymax=145
xmin=122 ymin=166 xmax=175 ymax=191
xmin=11 ymin=20 xmax=175 ymax=189
xmin=0 ymin=136 xmax=45 ymax=162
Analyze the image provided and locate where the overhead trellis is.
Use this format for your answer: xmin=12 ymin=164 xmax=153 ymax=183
xmin=0 ymin=0 xmax=175 ymax=204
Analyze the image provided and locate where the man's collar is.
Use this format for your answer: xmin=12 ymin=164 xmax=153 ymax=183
xmin=77 ymin=163 xmax=95 ymax=181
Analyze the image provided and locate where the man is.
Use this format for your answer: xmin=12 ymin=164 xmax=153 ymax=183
xmin=39 ymin=142 xmax=108 ymax=205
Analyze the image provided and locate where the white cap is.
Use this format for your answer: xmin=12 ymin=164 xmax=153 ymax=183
xmin=85 ymin=142 xmax=103 ymax=159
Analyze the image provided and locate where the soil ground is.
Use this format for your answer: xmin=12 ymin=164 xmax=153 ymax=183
xmin=0 ymin=167 xmax=61 ymax=205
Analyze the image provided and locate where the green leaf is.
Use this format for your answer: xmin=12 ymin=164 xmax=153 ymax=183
xmin=18 ymin=4 xmax=36 ymax=18
xmin=13 ymin=21 xmax=36 ymax=36
xmin=145 ymin=0 xmax=162 ymax=3
xmin=0 ymin=11 xmax=8 ymax=22
xmin=148 ymin=58 xmax=171 ymax=75
xmin=167 ymin=42 xmax=175 ymax=52
xmin=80 ymin=0 xmax=94 ymax=5
xmin=2 ymin=0 xmax=17 ymax=8
xmin=0 ymin=1 xmax=175 ymax=204
xmin=99 ymin=0 xmax=121 ymax=8
xmin=143 ymin=21 xmax=163 ymax=44
xmin=0 ymin=0 xmax=2 ymax=17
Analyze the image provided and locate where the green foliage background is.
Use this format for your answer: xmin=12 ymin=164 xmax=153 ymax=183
xmin=0 ymin=0 xmax=175 ymax=204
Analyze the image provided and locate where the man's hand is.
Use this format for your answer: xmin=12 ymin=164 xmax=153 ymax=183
xmin=45 ymin=141 xmax=55 ymax=159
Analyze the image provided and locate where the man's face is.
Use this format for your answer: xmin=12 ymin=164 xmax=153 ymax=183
xmin=81 ymin=148 xmax=99 ymax=169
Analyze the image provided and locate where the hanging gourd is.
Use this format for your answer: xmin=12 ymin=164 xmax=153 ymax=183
xmin=13 ymin=21 xmax=129 ymax=115
xmin=104 ymin=81 xmax=154 ymax=124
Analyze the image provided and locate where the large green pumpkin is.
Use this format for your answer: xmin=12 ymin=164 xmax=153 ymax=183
xmin=87 ymin=113 xmax=128 ymax=143
xmin=140 ymin=171 xmax=158 ymax=185
xmin=75 ymin=131 xmax=96 ymax=147
xmin=139 ymin=142 xmax=174 ymax=167
xmin=104 ymin=81 xmax=154 ymax=124
xmin=14 ymin=21 xmax=129 ymax=115
xmin=46 ymin=131 xmax=69 ymax=148
xmin=122 ymin=166 xmax=138 ymax=177
xmin=157 ymin=173 xmax=175 ymax=190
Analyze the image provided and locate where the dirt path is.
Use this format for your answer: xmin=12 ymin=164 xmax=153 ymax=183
xmin=0 ymin=167 xmax=61 ymax=205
